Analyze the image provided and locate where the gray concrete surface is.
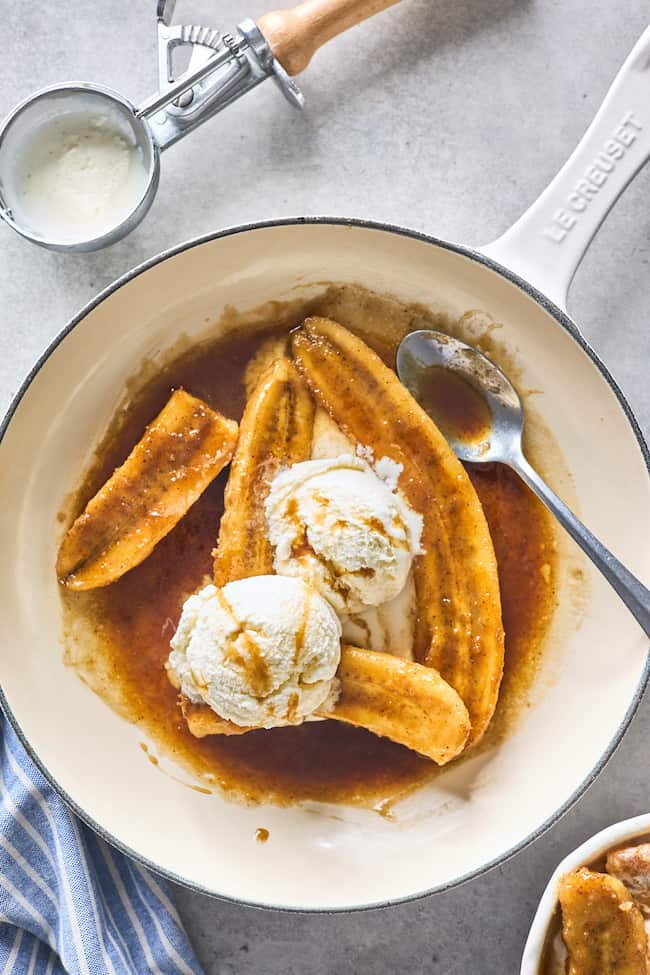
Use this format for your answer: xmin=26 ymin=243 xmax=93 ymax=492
xmin=1 ymin=1 xmax=649 ymax=972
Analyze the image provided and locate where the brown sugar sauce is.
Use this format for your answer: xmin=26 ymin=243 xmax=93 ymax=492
xmin=415 ymin=365 xmax=493 ymax=444
xmin=61 ymin=288 xmax=557 ymax=806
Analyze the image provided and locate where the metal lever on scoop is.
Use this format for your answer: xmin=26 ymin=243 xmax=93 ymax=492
xmin=138 ymin=3 xmax=302 ymax=150
xmin=138 ymin=0 xmax=403 ymax=149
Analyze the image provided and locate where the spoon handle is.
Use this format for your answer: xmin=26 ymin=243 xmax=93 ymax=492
xmin=509 ymin=452 xmax=650 ymax=638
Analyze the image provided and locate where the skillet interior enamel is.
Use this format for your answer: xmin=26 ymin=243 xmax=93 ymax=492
xmin=0 ymin=220 xmax=648 ymax=911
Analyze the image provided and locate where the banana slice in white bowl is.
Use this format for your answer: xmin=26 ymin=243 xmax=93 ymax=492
xmin=522 ymin=814 xmax=650 ymax=975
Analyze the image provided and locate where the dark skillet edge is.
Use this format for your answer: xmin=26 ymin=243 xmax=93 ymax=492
xmin=0 ymin=216 xmax=648 ymax=914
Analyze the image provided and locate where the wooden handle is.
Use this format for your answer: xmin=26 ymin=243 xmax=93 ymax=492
xmin=258 ymin=0 xmax=403 ymax=76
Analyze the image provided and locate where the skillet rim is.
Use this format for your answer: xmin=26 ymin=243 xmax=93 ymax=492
xmin=1 ymin=215 xmax=648 ymax=913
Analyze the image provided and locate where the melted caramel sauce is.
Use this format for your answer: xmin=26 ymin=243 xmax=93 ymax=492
xmin=415 ymin=365 xmax=492 ymax=444
xmin=61 ymin=287 xmax=558 ymax=807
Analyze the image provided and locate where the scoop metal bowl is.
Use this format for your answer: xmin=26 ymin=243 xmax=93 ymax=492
xmin=0 ymin=83 xmax=160 ymax=253
xmin=397 ymin=328 xmax=650 ymax=637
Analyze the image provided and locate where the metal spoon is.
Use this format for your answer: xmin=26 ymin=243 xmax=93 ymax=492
xmin=396 ymin=329 xmax=650 ymax=637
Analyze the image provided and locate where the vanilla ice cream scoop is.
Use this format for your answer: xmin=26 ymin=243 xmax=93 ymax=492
xmin=265 ymin=454 xmax=423 ymax=615
xmin=166 ymin=576 xmax=341 ymax=729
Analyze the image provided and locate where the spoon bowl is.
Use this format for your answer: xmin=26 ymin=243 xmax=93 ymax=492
xmin=397 ymin=327 xmax=650 ymax=637
xmin=397 ymin=328 xmax=523 ymax=464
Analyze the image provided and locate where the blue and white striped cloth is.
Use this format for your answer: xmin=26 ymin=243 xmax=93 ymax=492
xmin=0 ymin=718 xmax=204 ymax=975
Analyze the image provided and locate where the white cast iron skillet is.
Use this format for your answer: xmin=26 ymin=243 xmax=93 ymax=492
xmin=520 ymin=814 xmax=650 ymax=974
xmin=0 ymin=30 xmax=649 ymax=912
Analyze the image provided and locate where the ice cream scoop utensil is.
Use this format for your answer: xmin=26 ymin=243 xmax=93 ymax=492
xmin=0 ymin=0 xmax=403 ymax=251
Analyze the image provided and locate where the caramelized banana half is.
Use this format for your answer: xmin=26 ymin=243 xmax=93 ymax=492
xmin=329 ymin=645 xmax=469 ymax=764
xmin=213 ymin=356 xmax=315 ymax=586
xmin=182 ymin=645 xmax=470 ymax=765
xmin=292 ymin=317 xmax=504 ymax=746
xmin=559 ymin=868 xmax=649 ymax=975
xmin=57 ymin=390 xmax=238 ymax=590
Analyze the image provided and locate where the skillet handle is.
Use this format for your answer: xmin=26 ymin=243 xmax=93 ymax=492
xmin=258 ymin=0 xmax=403 ymax=76
xmin=479 ymin=25 xmax=650 ymax=311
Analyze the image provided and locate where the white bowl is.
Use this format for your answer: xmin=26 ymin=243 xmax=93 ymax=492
xmin=521 ymin=813 xmax=650 ymax=974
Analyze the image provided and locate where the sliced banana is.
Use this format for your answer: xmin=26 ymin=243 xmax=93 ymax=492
xmin=57 ymin=389 xmax=238 ymax=590
xmin=213 ymin=356 xmax=315 ymax=586
xmin=327 ymin=645 xmax=469 ymax=764
xmin=559 ymin=867 xmax=649 ymax=975
xmin=292 ymin=317 xmax=504 ymax=746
